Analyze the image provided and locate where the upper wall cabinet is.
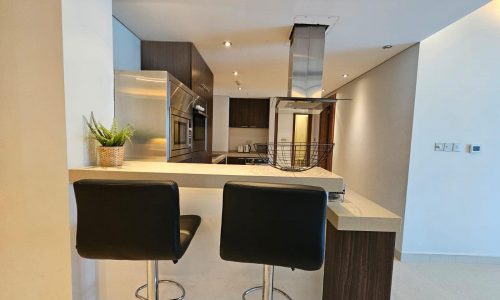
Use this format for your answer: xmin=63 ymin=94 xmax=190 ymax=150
xmin=229 ymin=98 xmax=270 ymax=128
xmin=141 ymin=41 xmax=213 ymax=101
xmin=191 ymin=45 xmax=214 ymax=103
xmin=141 ymin=41 xmax=193 ymax=86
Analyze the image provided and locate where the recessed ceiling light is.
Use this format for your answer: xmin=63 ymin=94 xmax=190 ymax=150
xmin=238 ymin=87 xmax=242 ymax=90
xmin=342 ymin=74 xmax=349 ymax=78
xmin=321 ymin=89 xmax=325 ymax=92
xmin=382 ymin=45 xmax=393 ymax=49
xmin=233 ymin=71 xmax=238 ymax=76
xmin=223 ymin=41 xmax=232 ymax=47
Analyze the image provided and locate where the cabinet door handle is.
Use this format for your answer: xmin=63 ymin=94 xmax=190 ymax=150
xmin=249 ymin=125 xmax=257 ymax=128
xmin=240 ymin=125 xmax=248 ymax=128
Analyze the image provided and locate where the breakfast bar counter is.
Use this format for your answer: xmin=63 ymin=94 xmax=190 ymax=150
xmin=69 ymin=161 xmax=400 ymax=299
xmin=69 ymin=160 xmax=344 ymax=192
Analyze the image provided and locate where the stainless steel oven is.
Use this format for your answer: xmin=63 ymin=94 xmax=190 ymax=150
xmin=170 ymin=113 xmax=192 ymax=157
xmin=169 ymin=79 xmax=196 ymax=160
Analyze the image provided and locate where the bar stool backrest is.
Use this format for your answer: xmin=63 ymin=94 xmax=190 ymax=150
xmin=73 ymin=179 xmax=181 ymax=260
xmin=220 ymin=181 xmax=328 ymax=271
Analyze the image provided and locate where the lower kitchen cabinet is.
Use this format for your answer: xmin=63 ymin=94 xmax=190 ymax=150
xmin=226 ymin=157 xmax=247 ymax=165
xmin=226 ymin=156 xmax=268 ymax=165
xmin=192 ymin=151 xmax=211 ymax=164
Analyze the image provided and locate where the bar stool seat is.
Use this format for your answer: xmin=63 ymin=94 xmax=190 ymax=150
xmin=73 ymin=179 xmax=200 ymax=300
xmin=179 ymin=215 xmax=201 ymax=256
xmin=220 ymin=181 xmax=328 ymax=300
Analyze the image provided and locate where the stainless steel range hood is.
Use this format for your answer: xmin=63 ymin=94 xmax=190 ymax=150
xmin=276 ymin=24 xmax=334 ymax=114
xmin=287 ymin=24 xmax=328 ymax=99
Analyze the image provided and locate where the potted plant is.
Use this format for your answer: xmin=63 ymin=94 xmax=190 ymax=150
xmin=84 ymin=112 xmax=134 ymax=167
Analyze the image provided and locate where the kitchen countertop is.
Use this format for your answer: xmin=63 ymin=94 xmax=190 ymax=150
xmin=68 ymin=161 xmax=400 ymax=232
xmin=328 ymin=190 xmax=401 ymax=232
xmin=213 ymin=151 xmax=263 ymax=158
xmin=211 ymin=154 xmax=226 ymax=164
xmin=69 ymin=160 xmax=343 ymax=192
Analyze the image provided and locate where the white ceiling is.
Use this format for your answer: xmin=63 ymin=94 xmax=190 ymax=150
xmin=113 ymin=0 xmax=490 ymax=98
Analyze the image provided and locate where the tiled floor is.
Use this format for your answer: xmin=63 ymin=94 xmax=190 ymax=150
xmin=391 ymin=260 xmax=500 ymax=300
xmin=93 ymin=258 xmax=500 ymax=299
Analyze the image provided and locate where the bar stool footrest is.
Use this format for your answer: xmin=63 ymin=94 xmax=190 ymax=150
xmin=135 ymin=279 xmax=186 ymax=300
xmin=242 ymin=286 xmax=292 ymax=300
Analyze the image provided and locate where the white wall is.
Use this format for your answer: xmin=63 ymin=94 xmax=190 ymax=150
xmin=332 ymin=45 xmax=420 ymax=251
xmin=403 ymin=0 xmax=500 ymax=257
xmin=112 ymin=17 xmax=141 ymax=70
xmin=212 ymin=95 xmax=230 ymax=152
xmin=61 ymin=0 xmax=115 ymax=299
xmin=63 ymin=0 xmax=115 ymax=167
xmin=0 ymin=1 xmax=73 ymax=298
xmin=228 ymin=128 xmax=269 ymax=150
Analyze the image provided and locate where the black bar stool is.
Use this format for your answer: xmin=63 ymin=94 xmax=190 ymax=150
xmin=73 ymin=179 xmax=201 ymax=300
xmin=220 ymin=181 xmax=328 ymax=300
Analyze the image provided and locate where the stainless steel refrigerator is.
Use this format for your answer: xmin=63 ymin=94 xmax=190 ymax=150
xmin=114 ymin=70 xmax=207 ymax=162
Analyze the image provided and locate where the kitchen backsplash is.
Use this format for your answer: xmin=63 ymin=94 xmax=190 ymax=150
xmin=228 ymin=128 xmax=269 ymax=151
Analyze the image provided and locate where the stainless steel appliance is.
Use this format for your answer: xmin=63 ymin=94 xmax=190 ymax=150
xmin=114 ymin=70 xmax=206 ymax=162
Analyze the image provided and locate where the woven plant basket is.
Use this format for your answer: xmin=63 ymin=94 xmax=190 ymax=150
xmin=98 ymin=146 xmax=124 ymax=167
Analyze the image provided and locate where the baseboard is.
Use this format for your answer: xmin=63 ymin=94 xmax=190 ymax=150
xmin=394 ymin=249 xmax=402 ymax=261
xmin=395 ymin=250 xmax=500 ymax=264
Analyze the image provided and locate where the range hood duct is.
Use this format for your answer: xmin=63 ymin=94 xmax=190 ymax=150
xmin=287 ymin=24 xmax=328 ymax=99
xmin=276 ymin=24 xmax=334 ymax=114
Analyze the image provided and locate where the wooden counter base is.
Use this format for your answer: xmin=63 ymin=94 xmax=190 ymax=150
xmin=322 ymin=222 xmax=396 ymax=300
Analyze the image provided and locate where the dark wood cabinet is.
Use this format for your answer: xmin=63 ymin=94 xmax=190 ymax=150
xmin=191 ymin=46 xmax=213 ymax=102
xmin=141 ymin=41 xmax=193 ymax=87
xmin=141 ymin=41 xmax=214 ymax=155
xmin=226 ymin=157 xmax=247 ymax=165
xmin=229 ymin=98 xmax=269 ymax=128
xmin=226 ymin=156 xmax=268 ymax=165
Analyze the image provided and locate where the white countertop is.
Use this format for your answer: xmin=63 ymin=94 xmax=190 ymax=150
xmin=328 ymin=190 xmax=401 ymax=232
xmin=225 ymin=151 xmax=262 ymax=158
xmin=69 ymin=160 xmax=344 ymax=192
xmin=68 ymin=161 xmax=400 ymax=232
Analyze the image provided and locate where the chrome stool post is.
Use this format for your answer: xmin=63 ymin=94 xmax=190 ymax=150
xmin=147 ymin=260 xmax=158 ymax=299
xmin=242 ymin=265 xmax=292 ymax=300
xmin=135 ymin=260 xmax=186 ymax=300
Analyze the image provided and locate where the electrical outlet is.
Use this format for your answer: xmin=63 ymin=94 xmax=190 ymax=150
xmin=444 ymin=143 xmax=453 ymax=152
xmin=434 ymin=143 xmax=444 ymax=151
xmin=469 ymin=144 xmax=481 ymax=153
xmin=452 ymin=143 xmax=463 ymax=152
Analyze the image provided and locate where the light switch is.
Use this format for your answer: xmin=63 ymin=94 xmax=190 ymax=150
xmin=434 ymin=143 xmax=444 ymax=151
xmin=452 ymin=143 xmax=463 ymax=152
xmin=444 ymin=143 xmax=453 ymax=152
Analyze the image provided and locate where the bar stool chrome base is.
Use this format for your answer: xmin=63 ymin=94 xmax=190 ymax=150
xmin=135 ymin=280 xmax=185 ymax=300
xmin=242 ymin=265 xmax=292 ymax=300
xmin=242 ymin=286 xmax=292 ymax=300
xmin=135 ymin=260 xmax=186 ymax=300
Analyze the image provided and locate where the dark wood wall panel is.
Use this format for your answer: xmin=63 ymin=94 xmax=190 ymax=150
xmin=141 ymin=41 xmax=192 ymax=88
xmin=322 ymin=222 xmax=396 ymax=300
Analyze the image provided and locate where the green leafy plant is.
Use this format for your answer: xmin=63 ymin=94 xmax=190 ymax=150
xmin=84 ymin=112 xmax=134 ymax=147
